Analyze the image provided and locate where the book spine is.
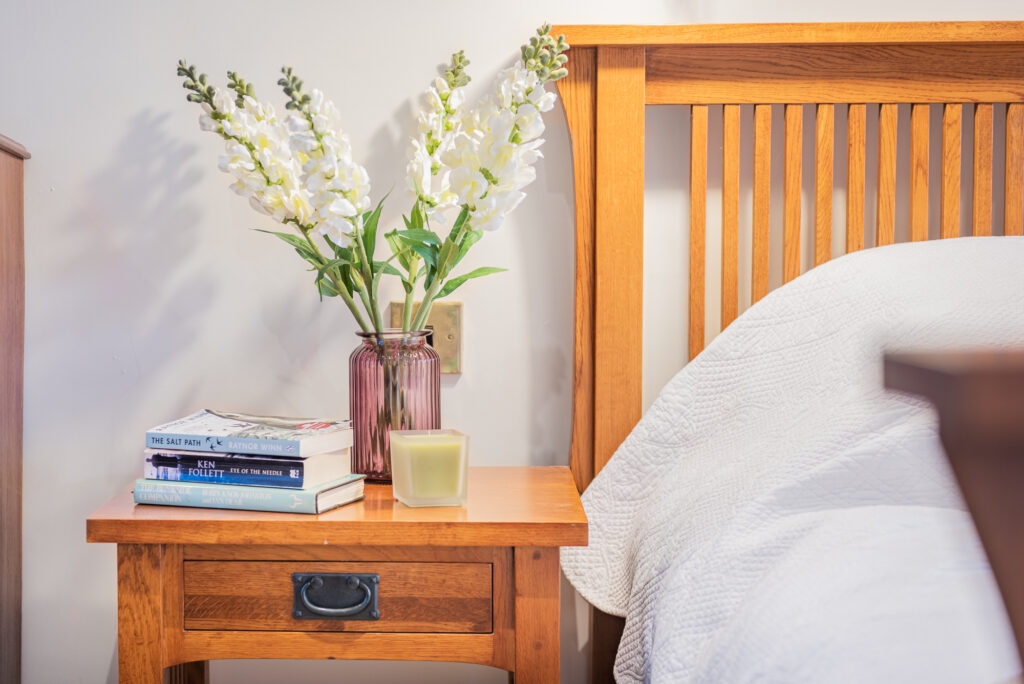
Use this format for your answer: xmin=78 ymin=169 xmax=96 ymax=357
xmin=144 ymin=454 xmax=303 ymax=485
xmin=144 ymin=464 xmax=303 ymax=485
xmin=144 ymin=432 xmax=301 ymax=456
xmin=132 ymin=479 xmax=317 ymax=513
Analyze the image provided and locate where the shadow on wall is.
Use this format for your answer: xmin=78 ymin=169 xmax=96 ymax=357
xmin=33 ymin=107 xmax=211 ymax=471
xmin=20 ymin=108 xmax=210 ymax=684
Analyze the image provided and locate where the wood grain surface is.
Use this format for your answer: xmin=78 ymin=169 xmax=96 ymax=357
xmin=0 ymin=147 xmax=25 ymax=684
xmin=647 ymin=44 xmax=1024 ymax=104
xmin=179 ymin=630 xmax=499 ymax=665
xmin=689 ymin=104 xmax=708 ymax=360
xmin=910 ymin=103 xmax=930 ymax=241
xmin=941 ymin=104 xmax=963 ymax=238
xmin=783 ymin=104 xmax=803 ymax=282
xmin=876 ymin=103 xmax=898 ymax=246
xmin=593 ymin=46 xmax=645 ymax=476
xmin=183 ymin=561 xmax=492 ymax=633
xmin=514 ymin=547 xmax=560 ymax=683
xmin=814 ymin=104 xmax=834 ymax=265
xmin=87 ymin=467 xmax=587 ymax=547
xmin=118 ymin=545 xmax=165 ymax=684
xmin=554 ymin=22 xmax=1024 ymax=47
xmin=973 ymin=103 xmax=994 ymax=235
xmin=846 ymin=104 xmax=867 ymax=252
xmin=555 ymin=47 xmax=597 ymax=493
xmin=752 ymin=104 xmax=772 ymax=302
xmin=721 ymin=104 xmax=740 ymax=327
xmin=1006 ymin=103 xmax=1024 ymax=236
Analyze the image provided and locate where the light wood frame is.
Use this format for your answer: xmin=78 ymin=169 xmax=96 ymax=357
xmin=553 ymin=21 xmax=1024 ymax=681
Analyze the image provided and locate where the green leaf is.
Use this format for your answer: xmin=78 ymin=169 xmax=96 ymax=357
xmin=323 ymin=233 xmax=353 ymax=260
xmin=385 ymin=230 xmax=413 ymax=271
xmin=455 ymin=229 xmax=484 ymax=266
xmin=372 ymin=260 xmax=403 ymax=277
xmin=255 ymin=228 xmax=319 ymax=263
xmin=342 ymin=264 xmax=362 ymax=293
xmin=316 ymin=276 xmax=338 ymax=300
xmin=437 ymin=267 xmax=507 ymax=298
xmin=362 ymin=194 xmax=388 ymax=263
xmin=408 ymin=243 xmax=437 ymax=267
xmin=410 ymin=202 xmax=426 ymax=230
xmin=396 ymin=228 xmax=441 ymax=246
xmin=255 ymin=228 xmax=309 ymax=251
xmin=435 ymin=237 xmax=459 ymax=281
xmin=314 ymin=257 xmax=352 ymax=290
xmin=445 ymin=205 xmax=471 ymax=244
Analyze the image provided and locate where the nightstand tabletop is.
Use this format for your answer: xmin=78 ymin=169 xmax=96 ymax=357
xmin=87 ymin=466 xmax=587 ymax=547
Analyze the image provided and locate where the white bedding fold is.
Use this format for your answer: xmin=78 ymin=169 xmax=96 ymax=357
xmin=561 ymin=238 xmax=1024 ymax=683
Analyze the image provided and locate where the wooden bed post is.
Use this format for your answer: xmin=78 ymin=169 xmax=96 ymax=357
xmin=558 ymin=40 xmax=644 ymax=683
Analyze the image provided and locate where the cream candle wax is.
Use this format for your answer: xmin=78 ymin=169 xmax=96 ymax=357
xmin=389 ymin=430 xmax=468 ymax=507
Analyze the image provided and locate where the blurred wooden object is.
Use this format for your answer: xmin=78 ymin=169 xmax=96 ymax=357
xmin=0 ymin=133 xmax=28 ymax=684
xmin=886 ymin=351 xmax=1024 ymax=666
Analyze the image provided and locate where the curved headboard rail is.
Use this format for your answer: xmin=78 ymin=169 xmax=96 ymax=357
xmin=554 ymin=21 xmax=1024 ymax=494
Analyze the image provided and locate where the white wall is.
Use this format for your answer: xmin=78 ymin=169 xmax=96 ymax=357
xmin=3 ymin=1 xmax=1021 ymax=682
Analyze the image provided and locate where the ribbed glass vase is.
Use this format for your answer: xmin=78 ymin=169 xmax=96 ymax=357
xmin=349 ymin=330 xmax=440 ymax=483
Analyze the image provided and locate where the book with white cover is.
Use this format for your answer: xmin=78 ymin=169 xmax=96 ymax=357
xmin=146 ymin=409 xmax=352 ymax=457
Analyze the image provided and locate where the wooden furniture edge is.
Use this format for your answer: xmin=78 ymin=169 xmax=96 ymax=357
xmin=87 ymin=519 xmax=588 ymax=547
xmin=552 ymin=21 xmax=1024 ymax=47
xmin=1 ymin=137 xmax=26 ymax=684
xmin=0 ymin=135 xmax=29 ymax=160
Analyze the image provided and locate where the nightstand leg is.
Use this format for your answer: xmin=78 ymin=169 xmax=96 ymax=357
xmin=117 ymin=544 xmax=164 ymax=684
xmin=514 ymin=547 xmax=560 ymax=683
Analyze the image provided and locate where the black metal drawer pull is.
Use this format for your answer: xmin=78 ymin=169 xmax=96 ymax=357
xmin=292 ymin=573 xmax=380 ymax=620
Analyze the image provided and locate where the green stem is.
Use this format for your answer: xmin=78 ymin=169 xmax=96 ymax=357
xmin=411 ymin=213 xmax=473 ymax=331
xmin=352 ymin=228 xmax=384 ymax=331
xmin=410 ymin=276 xmax=442 ymax=332
xmin=299 ymin=228 xmax=371 ymax=333
xmin=402 ymin=261 xmax=418 ymax=332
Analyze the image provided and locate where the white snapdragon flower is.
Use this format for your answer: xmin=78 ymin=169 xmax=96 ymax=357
xmin=425 ymin=60 xmax=552 ymax=233
xmin=198 ymin=86 xmax=315 ymax=229
xmin=470 ymin=190 xmax=525 ymax=232
xmin=285 ymin=89 xmax=373 ymax=246
xmin=450 ymin=166 xmax=488 ymax=205
xmin=404 ymin=75 xmax=468 ymax=224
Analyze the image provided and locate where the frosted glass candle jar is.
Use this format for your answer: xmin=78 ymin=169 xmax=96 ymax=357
xmin=389 ymin=430 xmax=468 ymax=507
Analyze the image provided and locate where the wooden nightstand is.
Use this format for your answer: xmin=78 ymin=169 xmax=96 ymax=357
xmin=86 ymin=466 xmax=587 ymax=683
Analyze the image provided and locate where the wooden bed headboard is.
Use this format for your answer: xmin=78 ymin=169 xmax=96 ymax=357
xmin=553 ymin=21 xmax=1024 ymax=494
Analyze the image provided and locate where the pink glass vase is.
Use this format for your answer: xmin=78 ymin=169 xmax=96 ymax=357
xmin=349 ymin=330 xmax=440 ymax=483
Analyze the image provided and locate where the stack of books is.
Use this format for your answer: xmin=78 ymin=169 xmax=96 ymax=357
xmin=133 ymin=410 xmax=365 ymax=514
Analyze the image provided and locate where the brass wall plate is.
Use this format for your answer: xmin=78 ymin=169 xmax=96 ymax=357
xmin=389 ymin=301 xmax=462 ymax=374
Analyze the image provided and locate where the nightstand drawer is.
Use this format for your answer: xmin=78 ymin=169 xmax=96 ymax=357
xmin=183 ymin=561 xmax=492 ymax=633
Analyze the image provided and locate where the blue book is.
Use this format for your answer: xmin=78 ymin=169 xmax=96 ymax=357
xmin=132 ymin=473 xmax=365 ymax=514
xmin=143 ymin=448 xmax=350 ymax=489
xmin=145 ymin=409 xmax=352 ymax=457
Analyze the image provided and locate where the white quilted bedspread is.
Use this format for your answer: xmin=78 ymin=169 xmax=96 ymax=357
xmin=560 ymin=237 xmax=1024 ymax=683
